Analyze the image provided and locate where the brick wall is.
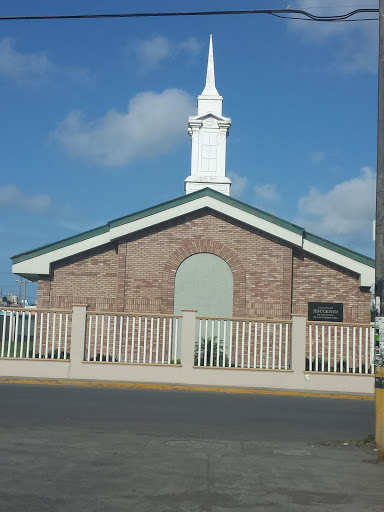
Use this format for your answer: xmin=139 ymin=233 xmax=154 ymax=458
xmin=45 ymin=243 xmax=118 ymax=310
xmin=292 ymin=249 xmax=370 ymax=322
xmin=37 ymin=278 xmax=52 ymax=308
xmin=117 ymin=211 xmax=293 ymax=318
xmin=36 ymin=210 xmax=370 ymax=322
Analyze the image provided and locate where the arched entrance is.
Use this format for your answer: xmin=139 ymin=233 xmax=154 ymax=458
xmin=173 ymin=253 xmax=233 ymax=317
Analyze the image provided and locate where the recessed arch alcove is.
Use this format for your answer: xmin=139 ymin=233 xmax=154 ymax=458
xmin=160 ymin=239 xmax=246 ymax=315
xmin=173 ymin=253 xmax=233 ymax=317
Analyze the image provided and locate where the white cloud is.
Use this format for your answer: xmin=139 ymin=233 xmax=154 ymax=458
xmin=296 ymin=167 xmax=375 ymax=247
xmin=130 ymin=36 xmax=203 ymax=69
xmin=254 ymin=184 xmax=280 ymax=203
xmin=290 ymin=1 xmax=378 ymax=73
xmin=0 ymin=38 xmax=90 ymax=84
xmin=311 ymin=151 xmax=325 ymax=163
xmin=51 ymin=88 xmax=195 ymax=166
xmin=0 ymin=39 xmax=49 ymax=81
xmin=132 ymin=36 xmax=171 ymax=69
xmin=178 ymin=37 xmax=203 ymax=54
xmin=227 ymin=171 xmax=248 ymax=198
xmin=0 ymin=185 xmax=51 ymax=213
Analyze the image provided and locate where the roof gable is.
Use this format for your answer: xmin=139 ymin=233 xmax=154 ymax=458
xmin=107 ymin=188 xmax=304 ymax=233
xmin=11 ymin=188 xmax=374 ymax=286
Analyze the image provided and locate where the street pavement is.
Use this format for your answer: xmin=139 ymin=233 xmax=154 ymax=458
xmin=0 ymin=383 xmax=382 ymax=511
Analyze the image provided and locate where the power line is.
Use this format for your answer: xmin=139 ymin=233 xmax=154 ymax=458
xmin=0 ymin=8 xmax=379 ymax=23
xmin=271 ymin=14 xmax=377 ymax=22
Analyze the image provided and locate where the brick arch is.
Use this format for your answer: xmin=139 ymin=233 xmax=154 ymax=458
xmin=160 ymin=239 xmax=246 ymax=315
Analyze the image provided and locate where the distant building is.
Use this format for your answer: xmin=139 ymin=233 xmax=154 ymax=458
xmin=10 ymin=37 xmax=374 ymax=323
xmin=7 ymin=293 xmax=18 ymax=305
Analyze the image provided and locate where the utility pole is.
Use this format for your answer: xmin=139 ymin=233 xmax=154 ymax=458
xmin=375 ymin=0 xmax=384 ymax=462
xmin=22 ymin=280 xmax=28 ymax=307
xmin=16 ymin=278 xmax=23 ymax=306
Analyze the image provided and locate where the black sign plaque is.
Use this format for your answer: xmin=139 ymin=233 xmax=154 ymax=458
xmin=308 ymin=302 xmax=343 ymax=322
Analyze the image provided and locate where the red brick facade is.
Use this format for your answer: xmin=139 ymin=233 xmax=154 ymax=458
xmin=292 ymin=249 xmax=370 ymax=322
xmin=36 ymin=210 xmax=371 ymax=322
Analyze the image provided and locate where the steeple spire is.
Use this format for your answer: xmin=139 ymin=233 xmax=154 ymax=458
xmin=201 ymin=34 xmax=219 ymax=96
xmin=184 ymin=35 xmax=232 ymax=196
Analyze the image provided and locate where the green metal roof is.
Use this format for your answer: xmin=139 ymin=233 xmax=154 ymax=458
xmin=108 ymin=187 xmax=304 ymax=234
xmin=11 ymin=224 xmax=109 ymax=264
xmin=304 ymin=232 xmax=374 ymax=268
xmin=10 ymin=187 xmax=375 ymax=268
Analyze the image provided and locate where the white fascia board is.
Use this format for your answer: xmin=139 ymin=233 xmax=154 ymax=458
xmin=302 ymin=239 xmax=374 ymax=287
xmin=109 ymin=196 xmax=304 ymax=246
xmin=12 ymin=195 xmax=373 ymax=287
xmin=13 ymin=196 xmax=304 ymax=277
xmin=205 ymin=197 xmax=303 ymax=245
xmin=12 ymin=232 xmax=111 ymax=277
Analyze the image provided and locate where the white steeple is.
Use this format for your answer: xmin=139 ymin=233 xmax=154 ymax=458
xmin=201 ymin=34 xmax=219 ymax=96
xmin=185 ymin=35 xmax=232 ymax=196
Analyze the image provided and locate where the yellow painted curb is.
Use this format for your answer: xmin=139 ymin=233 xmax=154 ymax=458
xmin=0 ymin=377 xmax=374 ymax=400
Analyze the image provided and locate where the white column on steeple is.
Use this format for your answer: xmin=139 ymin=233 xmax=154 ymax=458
xmin=185 ymin=35 xmax=232 ymax=196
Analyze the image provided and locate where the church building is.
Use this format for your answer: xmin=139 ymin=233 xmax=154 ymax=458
xmin=11 ymin=36 xmax=374 ymax=323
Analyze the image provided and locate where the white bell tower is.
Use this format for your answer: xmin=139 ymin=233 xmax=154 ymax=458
xmin=185 ymin=35 xmax=232 ymax=195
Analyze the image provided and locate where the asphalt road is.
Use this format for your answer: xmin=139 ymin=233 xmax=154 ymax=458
xmin=0 ymin=384 xmax=382 ymax=511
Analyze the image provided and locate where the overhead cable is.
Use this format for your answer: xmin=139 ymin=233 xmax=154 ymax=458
xmin=0 ymin=8 xmax=379 ymax=23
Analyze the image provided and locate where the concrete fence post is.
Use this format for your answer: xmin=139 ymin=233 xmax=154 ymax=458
xmin=291 ymin=315 xmax=307 ymax=375
xmin=68 ymin=305 xmax=88 ymax=379
xmin=180 ymin=310 xmax=197 ymax=369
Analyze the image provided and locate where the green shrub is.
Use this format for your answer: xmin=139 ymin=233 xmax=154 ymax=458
xmin=89 ymin=353 xmax=116 ymax=362
xmin=31 ymin=349 xmax=70 ymax=359
xmin=305 ymin=357 xmax=363 ymax=373
xmin=194 ymin=337 xmax=229 ymax=367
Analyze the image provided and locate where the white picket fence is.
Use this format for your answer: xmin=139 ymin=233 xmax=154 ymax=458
xmin=195 ymin=317 xmax=292 ymax=369
xmin=306 ymin=321 xmax=374 ymax=374
xmin=0 ymin=307 xmax=375 ymax=394
xmin=1 ymin=308 xmax=375 ymax=378
xmin=0 ymin=308 xmax=71 ymax=359
xmin=85 ymin=312 xmax=181 ymax=364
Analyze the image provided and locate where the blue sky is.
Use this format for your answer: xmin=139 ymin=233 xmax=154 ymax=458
xmin=0 ymin=0 xmax=379 ymax=302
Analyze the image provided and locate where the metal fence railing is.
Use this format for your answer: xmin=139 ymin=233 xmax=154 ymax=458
xmin=306 ymin=321 xmax=374 ymax=374
xmin=195 ymin=316 xmax=292 ymax=369
xmin=0 ymin=308 xmax=71 ymax=359
xmin=85 ymin=312 xmax=181 ymax=364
